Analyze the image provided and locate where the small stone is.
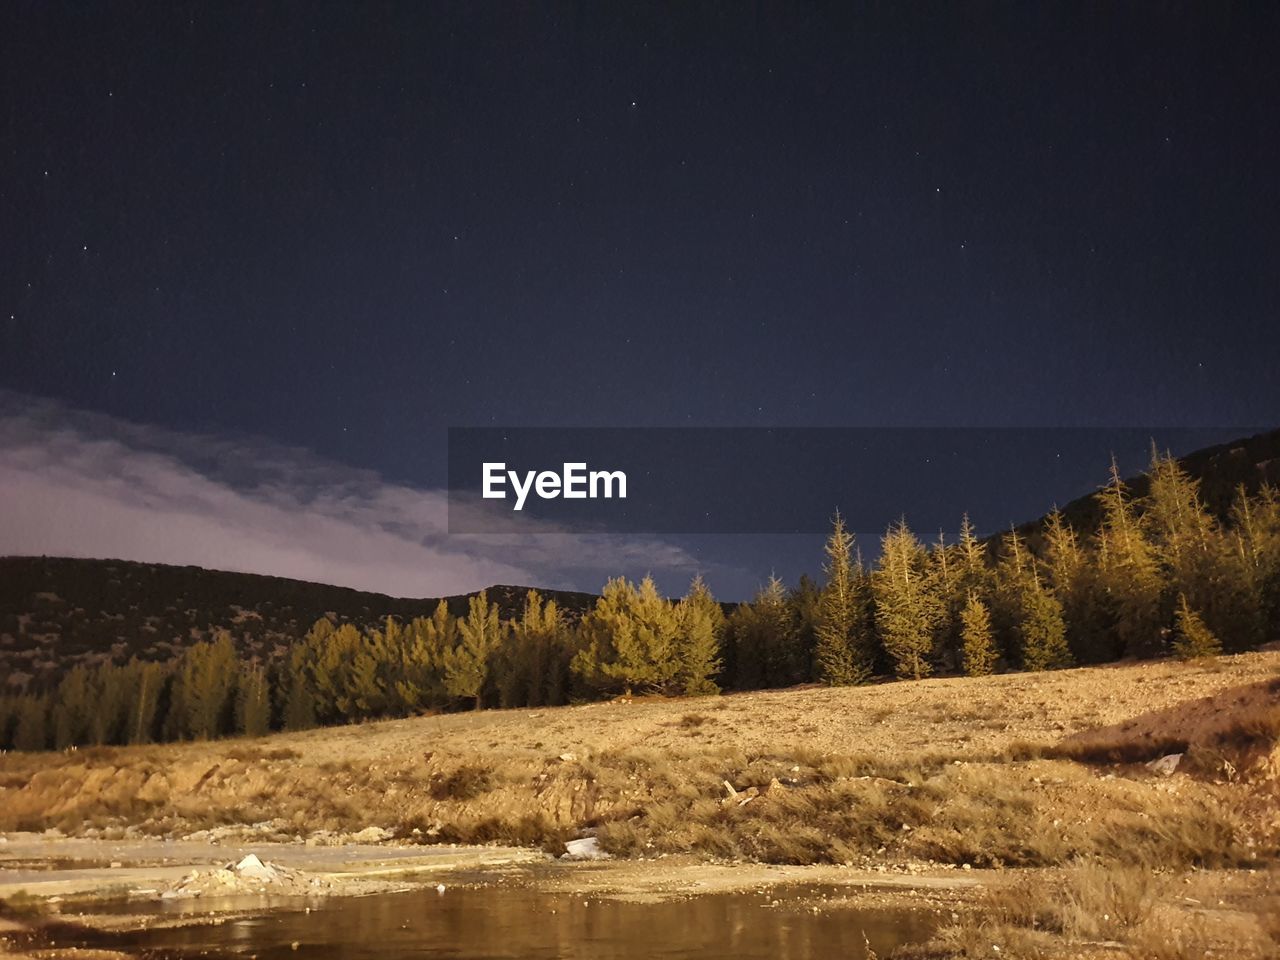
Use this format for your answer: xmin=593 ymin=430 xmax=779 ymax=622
xmin=1146 ymin=753 xmax=1183 ymax=776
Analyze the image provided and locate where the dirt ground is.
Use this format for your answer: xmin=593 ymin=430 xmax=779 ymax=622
xmin=3 ymin=651 xmax=1278 ymax=849
xmin=194 ymin=649 xmax=1280 ymax=766
xmin=0 ymin=836 xmax=546 ymax=900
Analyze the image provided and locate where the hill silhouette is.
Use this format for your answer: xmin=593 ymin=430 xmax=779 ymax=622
xmin=0 ymin=556 xmax=596 ymax=690
xmin=2 ymin=428 xmax=1276 ymax=689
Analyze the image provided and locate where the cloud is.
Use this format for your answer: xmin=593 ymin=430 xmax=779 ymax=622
xmin=0 ymin=392 xmax=698 ymax=597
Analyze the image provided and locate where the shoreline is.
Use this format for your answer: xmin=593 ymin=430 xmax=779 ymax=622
xmin=1 ymin=836 xmax=1275 ymax=959
xmin=0 ymin=833 xmax=988 ymax=912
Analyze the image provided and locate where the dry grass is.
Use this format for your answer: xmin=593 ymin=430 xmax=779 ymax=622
xmin=591 ymin=750 xmax=1262 ymax=869
xmin=898 ymin=863 xmax=1274 ymax=959
xmin=1211 ymin=679 xmax=1280 ymax=750
xmin=6 ymin=733 xmax=1254 ymax=869
xmin=428 ymin=762 xmax=494 ymax=801
xmin=0 ymin=652 xmax=1277 ymax=874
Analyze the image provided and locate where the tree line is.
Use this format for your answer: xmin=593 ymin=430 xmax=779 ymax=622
xmin=1 ymin=449 xmax=1276 ymax=750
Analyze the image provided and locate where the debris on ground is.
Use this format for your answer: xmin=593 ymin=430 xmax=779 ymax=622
xmin=160 ymin=854 xmax=335 ymax=899
xmin=563 ymin=837 xmax=609 ymax=860
xmin=1146 ymin=753 xmax=1183 ymax=776
xmin=179 ymin=820 xmax=398 ymax=847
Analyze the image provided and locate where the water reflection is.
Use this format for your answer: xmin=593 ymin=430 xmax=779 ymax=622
xmin=119 ymin=885 xmax=930 ymax=959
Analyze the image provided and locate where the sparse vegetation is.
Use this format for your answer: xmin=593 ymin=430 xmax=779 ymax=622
xmin=897 ymin=862 xmax=1276 ymax=959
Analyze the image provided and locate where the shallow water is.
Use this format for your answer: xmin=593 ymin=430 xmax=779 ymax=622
xmin=97 ymin=884 xmax=932 ymax=959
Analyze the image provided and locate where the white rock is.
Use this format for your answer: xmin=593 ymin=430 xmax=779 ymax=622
xmin=1146 ymin=753 xmax=1183 ymax=776
xmin=564 ymin=837 xmax=610 ymax=860
xmin=233 ymin=854 xmax=277 ymax=881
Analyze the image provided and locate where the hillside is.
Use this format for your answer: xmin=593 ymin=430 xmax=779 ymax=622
xmin=1008 ymin=426 xmax=1280 ymax=548
xmin=1 ymin=650 xmax=1277 ymax=957
xmin=4 ymin=649 xmax=1276 ymax=854
xmin=0 ymin=556 xmax=597 ymax=689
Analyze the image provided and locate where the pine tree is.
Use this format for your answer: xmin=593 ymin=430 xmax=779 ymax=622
xmin=13 ymin=694 xmax=50 ymax=751
xmin=395 ymin=600 xmax=456 ymax=711
xmin=940 ymin=515 xmax=994 ymax=666
xmin=721 ymin=600 xmax=754 ymax=690
xmin=52 ymin=664 xmax=95 ymax=749
xmin=815 ymin=512 xmax=873 ymax=685
xmin=282 ymin=640 xmax=318 ymax=732
xmin=497 ymin=591 xmax=574 ymax=707
xmin=960 ymin=592 xmax=997 ymax=676
xmin=572 ymin=577 xmax=682 ymax=695
xmin=1172 ymin=594 xmax=1222 ymax=660
xmin=0 ymin=697 xmax=15 ymax=750
xmin=1146 ymin=447 xmax=1217 ymax=595
xmin=724 ymin=576 xmax=800 ymax=689
xmin=1228 ymin=484 xmax=1280 ymax=649
xmin=181 ymin=632 xmax=239 ymax=739
xmin=308 ymin=621 xmax=382 ymax=721
xmin=675 ymin=576 xmax=725 ymax=695
xmin=1144 ymin=445 xmax=1237 ymax=641
xmin=927 ymin=530 xmax=958 ymax=666
xmin=873 ymin=519 xmax=942 ymax=680
xmin=236 ymin=662 xmax=272 ymax=736
xmin=90 ymin=661 xmax=131 ymax=745
xmin=121 ymin=657 xmax=167 ymax=745
xmin=162 ymin=669 xmax=187 ymax=742
xmin=955 ymin=514 xmax=992 ymax=595
xmin=1096 ymin=458 xmax=1165 ymax=658
xmin=1250 ymin=486 xmax=1280 ymax=626
xmin=992 ymin=527 xmax=1034 ymax=644
xmin=788 ymin=574 xmax=823 ymax=684
xmin=349 ymin=623 xmax=392 ymax=718
xmin=1019 ymin=579 xmax=1073 ymax=671
xmin=1041 ymin=509 xmax=1111 ymax=662
xmin=445 ymin=591 xmax=503 ymax=709
xmin=378 ymin=616 xmax=410 ymax=715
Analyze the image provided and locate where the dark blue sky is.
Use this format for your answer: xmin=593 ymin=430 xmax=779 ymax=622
xmin=2 ymin=3 xmax=1278 ymax=598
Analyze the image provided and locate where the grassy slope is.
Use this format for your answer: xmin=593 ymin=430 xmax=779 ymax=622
xmin=2 ymin=651 xmax=1277 ymax=870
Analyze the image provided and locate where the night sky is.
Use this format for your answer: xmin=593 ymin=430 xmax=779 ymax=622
xmin=2 ymin=3 xmax=1278 ymax=599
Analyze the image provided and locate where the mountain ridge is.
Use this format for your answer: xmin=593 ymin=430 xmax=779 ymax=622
xmin=0 ymin=555 xmax=597 ymax=689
